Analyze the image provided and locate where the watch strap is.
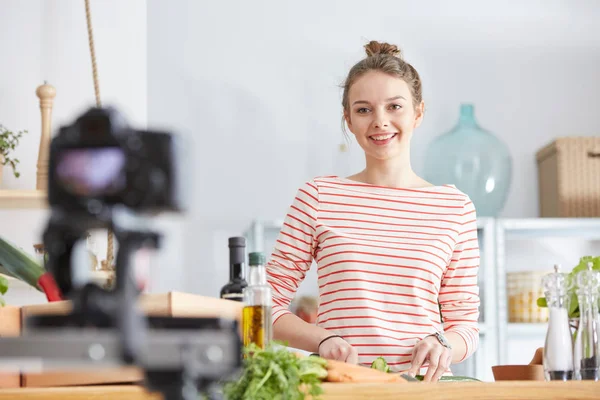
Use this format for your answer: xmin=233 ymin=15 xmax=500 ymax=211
xmin=427 ymin=331 xmax=452 ymax=349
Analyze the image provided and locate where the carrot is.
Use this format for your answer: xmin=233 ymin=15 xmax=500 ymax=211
xmin=324 ymin=359 xmax=407 ymax=383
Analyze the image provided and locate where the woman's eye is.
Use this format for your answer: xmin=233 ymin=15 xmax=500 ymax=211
xmin=390 ymin=104 xmax=402 ymax=110
xmin=356 ymin=108 xmax=370 ymax=114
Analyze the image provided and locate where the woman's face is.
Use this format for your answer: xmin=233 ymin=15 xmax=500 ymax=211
xmin=345 ymin=70 xmax=424 ymax=162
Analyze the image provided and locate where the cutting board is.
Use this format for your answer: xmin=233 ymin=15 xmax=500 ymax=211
xmin=19 ymin=292 xmax=243 ymax=387
xmin=0 ymin=306 xmax=21 ymax=388
xmin=1 ymin=381 xmax=600 ymax=400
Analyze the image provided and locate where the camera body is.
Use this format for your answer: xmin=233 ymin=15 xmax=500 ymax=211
xmin=48 ymin=106 xmax=188 ymax=215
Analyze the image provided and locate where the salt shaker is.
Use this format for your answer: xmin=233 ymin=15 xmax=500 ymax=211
xmin=542 ymin=264 xmax=574 ymax=381
xmin=574 ymin=262 xmax=600 ymax=380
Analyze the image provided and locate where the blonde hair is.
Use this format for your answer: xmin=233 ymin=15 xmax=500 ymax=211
xmin=341 ymin=40 xmax=424 ymax=133
xmin=293 ymin=296 xmax=318 ymax=314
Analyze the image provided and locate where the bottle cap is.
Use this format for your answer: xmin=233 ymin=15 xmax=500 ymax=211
xmin=576 ymin=261 xmax=600 ymax=293
xmin=228 ymin=237 xmax=246 ymax=248
xmin=542 ymin=264 xmax=573 ymax=297
xmin=249 ymin=252 xmax=265 ymax=266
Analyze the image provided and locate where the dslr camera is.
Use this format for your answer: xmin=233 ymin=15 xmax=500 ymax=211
xmin=48 ymin=106 xmax=188 ymax=215
xmin=24 ymin=107 xmax=242 ymax=400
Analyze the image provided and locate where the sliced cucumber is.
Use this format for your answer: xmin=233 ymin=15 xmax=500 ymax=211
xmin=370 ymin=356 xmax=390 ymax=373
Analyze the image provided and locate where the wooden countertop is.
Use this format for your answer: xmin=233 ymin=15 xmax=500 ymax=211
xmin=0 ymin=381 xmax=598 ymax=399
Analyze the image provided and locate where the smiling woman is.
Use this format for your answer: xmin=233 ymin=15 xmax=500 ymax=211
xmin=266 ymin=40 xmax=480 ymax=382
xmin=340 ymin=41 xmax=426 ymax=188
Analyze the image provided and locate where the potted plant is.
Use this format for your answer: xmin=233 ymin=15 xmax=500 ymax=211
xmin=0 ymin=124 xmax=27 ymax=185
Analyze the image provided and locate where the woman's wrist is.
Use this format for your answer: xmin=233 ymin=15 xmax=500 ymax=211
xmin=314 ymin=330 xmax=338 ymax=352
xmin=318 ymin=334 xmax=342 ymax=351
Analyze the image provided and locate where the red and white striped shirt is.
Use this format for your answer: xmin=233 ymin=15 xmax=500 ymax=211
xmin=266 ymin=176 xmax=480 ymax=372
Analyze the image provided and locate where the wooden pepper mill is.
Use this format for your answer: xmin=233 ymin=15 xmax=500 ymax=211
xmin=35 ymin=82 xmax=56 ymax=191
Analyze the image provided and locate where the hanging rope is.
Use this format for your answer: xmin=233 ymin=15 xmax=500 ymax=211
xmin=84 ymin=0 xmax=114 ymax=270
xmin=85 ymin=0 xmax=101 ymax=108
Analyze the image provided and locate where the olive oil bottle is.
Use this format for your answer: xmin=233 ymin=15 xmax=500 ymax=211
xmin=242 ymin=252 xmax=272 ymax=348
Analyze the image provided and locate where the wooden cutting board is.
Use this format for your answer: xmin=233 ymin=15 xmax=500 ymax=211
xmin=20 ymin=292 xmax=243 ymax=388
xmin=20 ymin=291 xmax=243 ymax=323
xmin=0 ymin=381 xmax=600 ymax=399
xmin=0 ymin=306 xmax=21 ymax=388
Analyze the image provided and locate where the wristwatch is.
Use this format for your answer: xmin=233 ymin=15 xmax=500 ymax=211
xmin=427 ymin=331 xmax=452 ymax=349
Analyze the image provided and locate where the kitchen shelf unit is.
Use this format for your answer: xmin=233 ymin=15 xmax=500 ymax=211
xmin=495 ymin=217 xmax=600 ymax=365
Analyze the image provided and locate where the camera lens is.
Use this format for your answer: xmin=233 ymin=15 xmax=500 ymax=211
xmin=127 ymin=135 xmax=143 ymax=151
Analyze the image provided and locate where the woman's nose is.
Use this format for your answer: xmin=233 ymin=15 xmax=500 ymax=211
xmin=373 ymin=111 xmax=389 ymax=129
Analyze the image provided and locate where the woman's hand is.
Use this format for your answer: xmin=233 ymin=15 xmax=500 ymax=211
xmin=407 ymin=336 xmax=452 ymax=381
xmin=318 ymin=335 xmax=359 ymax=364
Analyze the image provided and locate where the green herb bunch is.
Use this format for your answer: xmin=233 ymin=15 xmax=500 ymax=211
xmin=537 ymin=256 xmax=600 ymax=318
xmin=223 ymin=343 xmax=328 ymax=400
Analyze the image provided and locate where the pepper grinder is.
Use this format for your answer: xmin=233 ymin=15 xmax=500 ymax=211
xmin=542 ymin=264 xmax=574 ymax=381
xmin=574 ymin=262 xmax=600 ymax=380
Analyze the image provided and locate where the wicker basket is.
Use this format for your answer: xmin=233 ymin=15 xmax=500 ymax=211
xmin=536 ymin=137 xmax=600 ymax=217
xmin=507 ymin=271 xmax=549 ymax=323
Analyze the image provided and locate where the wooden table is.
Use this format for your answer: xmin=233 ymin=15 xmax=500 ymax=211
xmin=0 ymin=381 xmax=598 ymax=399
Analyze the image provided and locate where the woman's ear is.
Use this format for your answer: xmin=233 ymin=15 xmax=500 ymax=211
xmin=344 ymin=111 xmax=352 ymax=130
xmin=414 ymin=101 xmax=425 ymax=129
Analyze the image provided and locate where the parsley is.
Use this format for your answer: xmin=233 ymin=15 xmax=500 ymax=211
xmin=223 ymin=343 xmax=327 ymax=400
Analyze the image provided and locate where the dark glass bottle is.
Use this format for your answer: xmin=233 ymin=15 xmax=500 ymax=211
xmin=220 ymin=237 xmax=247 ymax=301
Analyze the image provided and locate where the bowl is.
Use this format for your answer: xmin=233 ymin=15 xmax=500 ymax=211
xmin=492 ymin=365 xmax=545 ymax=381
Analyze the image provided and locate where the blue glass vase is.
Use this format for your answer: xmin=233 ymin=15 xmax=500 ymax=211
xmin=423 ymin=104 xmax=512 ymax=217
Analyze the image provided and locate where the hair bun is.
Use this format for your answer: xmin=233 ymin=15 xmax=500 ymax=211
xmin=364 ymin=40 xmax=402 ymax=58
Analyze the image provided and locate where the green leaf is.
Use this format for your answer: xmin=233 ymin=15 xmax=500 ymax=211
xmin=0 ymin=236 xmax=45 ymax=289
xmin=0 ymin=274 xmax=9 ymax=295
xmin=537 ymin=297 xmax=547 ymax=308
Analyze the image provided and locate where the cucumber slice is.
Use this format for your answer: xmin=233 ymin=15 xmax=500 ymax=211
xmin=370 ymin=357 xmax=390 ymax=373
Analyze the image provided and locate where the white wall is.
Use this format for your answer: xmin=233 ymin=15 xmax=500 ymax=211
xmin=2 ymin=0 xmax=147 ymax=190
xmin=147 ymin=0 xmax=600 ymax=296
xmin=0 ymin=0 xmax=156 ymax=300
xmin=2 ymin=0 xmax=600 ymax=300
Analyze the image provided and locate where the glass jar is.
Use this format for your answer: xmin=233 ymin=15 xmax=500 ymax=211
xmin=423 ymin=103 xmax=512 ymax=217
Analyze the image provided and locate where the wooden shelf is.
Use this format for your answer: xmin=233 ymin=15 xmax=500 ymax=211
xmin=0 ymin=190 xmax=47 ymax=209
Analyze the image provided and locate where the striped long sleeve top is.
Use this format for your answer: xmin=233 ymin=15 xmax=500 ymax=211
xmin=266 ymin=176 xmax=480 ymax=373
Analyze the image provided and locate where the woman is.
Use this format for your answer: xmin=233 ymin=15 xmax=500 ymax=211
xmin=266 ymin=40 xmax=480 ymax=382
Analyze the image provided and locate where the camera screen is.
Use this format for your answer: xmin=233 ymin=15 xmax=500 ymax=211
xmin=56 ymin=148 xmax=126 ymax=197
